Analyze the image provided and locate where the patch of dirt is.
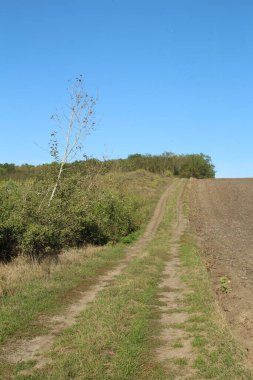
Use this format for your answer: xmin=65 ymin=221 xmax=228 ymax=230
xmin=1 ymin=181 xmax=174 ymax=370
xmin=189 ymin=178 xmax=253 ymax=368
xmin=156 ymin=180 xmax=196 ymax=378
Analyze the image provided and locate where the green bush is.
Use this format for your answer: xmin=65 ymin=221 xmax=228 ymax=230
xmin=164 ymin=169 xmax=173 ymax=177
xmin=59 ymin=217 xmax=107 ymax=247
xmin=21 ymin=224 xmax=60 ymax=260
xmin=0 ymin=220 xmax=24 ymax=261
xmin=0 ymin=168 xmax=166 ymax=261
xmin=179 ymin=154 xmax=215 ymax=179
xmin=92 ymin=191 xmax=138 ymax=243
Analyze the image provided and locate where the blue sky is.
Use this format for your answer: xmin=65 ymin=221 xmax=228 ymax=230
xmin=1 ymin=0 xmax=253 ymax=177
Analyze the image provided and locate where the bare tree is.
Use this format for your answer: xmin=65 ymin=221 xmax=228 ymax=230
xmin=48 ymin=76 xmax=96 ymax=206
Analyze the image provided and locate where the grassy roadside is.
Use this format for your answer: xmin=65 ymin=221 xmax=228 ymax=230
xmin=4 ymin=180 xmax=180 ymax=380
xmin=0 ymin=241 xmax=139 ymax=345
xmin=179 ymin=236 xmax=252 ymax=379
xmin=177 ymin=184 xmax=253 ymax=380
xmin=0 ymin=175 xmax=169 ymax=349
xmin=177 ymin=184 xmax=252 ymax=379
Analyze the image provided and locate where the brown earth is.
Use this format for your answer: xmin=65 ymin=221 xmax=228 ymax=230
xmin=189 ymin=178 xmax=253 ymax=367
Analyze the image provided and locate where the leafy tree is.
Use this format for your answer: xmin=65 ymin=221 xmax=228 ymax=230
xmin=179 ymin=154 xmax=215 ymax=178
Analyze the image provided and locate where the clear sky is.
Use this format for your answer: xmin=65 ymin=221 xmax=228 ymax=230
xmin=1 ymin=0 xmax=253 ymax=177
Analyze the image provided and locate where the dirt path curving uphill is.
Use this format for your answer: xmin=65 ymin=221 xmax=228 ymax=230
xmin=189 ymin=178 xmax=253 ymax=368
xmin=1 ymin=181 xmax=174 ymax=370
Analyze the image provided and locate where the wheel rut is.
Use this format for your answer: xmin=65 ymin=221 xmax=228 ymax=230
xmin=156 ymin=180 xmax=196 ymax=378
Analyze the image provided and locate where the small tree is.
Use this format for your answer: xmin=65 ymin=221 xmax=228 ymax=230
xmin=48 ymin=76 xmax=96 ymax=206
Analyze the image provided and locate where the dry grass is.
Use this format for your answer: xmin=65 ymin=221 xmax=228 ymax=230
xmin=96 ymin=170 xmax=168 ymax=197
xmin=0 ymin=246 xmax=102 ymax=297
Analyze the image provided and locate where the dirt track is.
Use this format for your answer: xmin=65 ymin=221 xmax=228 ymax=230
xmin=189 ymin=178 xmax=253 ymax=366
xmin=156 ymin=180 xmax=197 ymax=378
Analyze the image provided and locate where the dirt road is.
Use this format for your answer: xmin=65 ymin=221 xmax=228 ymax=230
xmin=156 ymin=180 xmax=197 ymax=378
xmin=189 ymin=178 xmax=253 ymax=366
xmin=2 ymin=179 xmax=252 ymax=379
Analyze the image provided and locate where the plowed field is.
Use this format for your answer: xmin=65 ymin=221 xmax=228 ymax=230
xmin=189 ymin=178 xmax=253 ymax=366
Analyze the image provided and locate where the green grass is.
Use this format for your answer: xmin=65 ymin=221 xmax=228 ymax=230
xmin=179 ymin=234 xmax=252 ymax=379
xmin=173 ymin=357 xmax=188 ymax=366
xmin=172 ymin=340 xmax=184 ymax=348
xmin=0 ymin=243 xmax=132 ymax=346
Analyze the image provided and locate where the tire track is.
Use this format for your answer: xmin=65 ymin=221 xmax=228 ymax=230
xmin=156 ymin=179 xmax=196 ymax=378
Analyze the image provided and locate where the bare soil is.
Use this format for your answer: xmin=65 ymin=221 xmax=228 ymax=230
xmin=189 ymin=178 xmax=253 ymax=367
xmin=1 ymin=182 xmax=173 ymax=370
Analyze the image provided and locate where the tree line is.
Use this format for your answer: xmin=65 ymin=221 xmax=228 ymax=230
xmin=0 ymin=152 xmax=215 ymax=181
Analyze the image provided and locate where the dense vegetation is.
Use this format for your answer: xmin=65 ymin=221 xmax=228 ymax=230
xmin=0 ymin=169 xmax=166 ymax=262
xmin=108 ymin=152 xmax=215 ymax=178
xmin=0 ymin=152 xmax=215 ymax=181
xmin=0 ymin=153 xmax=215 ymax=262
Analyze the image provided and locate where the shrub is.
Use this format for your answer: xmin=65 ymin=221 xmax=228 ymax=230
xmin=59 ymin=218 xmax=107 ymax=247
xmin=179 ymin=154 xmax=215 ymax=179
xmin=93 ymin=191 xmax=138 ymax=243
xmin=21 ymin=224 xmax=60 ymax=260
xmin=0 ymin=220 xmax=24 ymax=261
xmin=164 ymin=169 xmax=173 ymax=177
xmin=0 ymin=169 xmax=166 ymax=261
